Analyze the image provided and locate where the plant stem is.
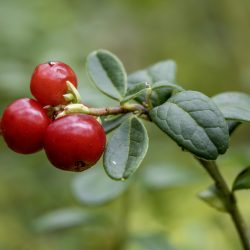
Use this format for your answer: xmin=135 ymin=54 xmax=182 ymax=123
xmin=88 ymin=104 xmax=147 ymax=116
xmin=57 ymin=103 xmax=149 ymax=119
xmin=197 ymin=158 xmax=250 ymax=250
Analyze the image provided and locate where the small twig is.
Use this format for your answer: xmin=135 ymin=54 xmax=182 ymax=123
xmin=56 ymin=103 xmax=148 ymax=119
xmin=88 ymin=104 xmax=147 ymax=116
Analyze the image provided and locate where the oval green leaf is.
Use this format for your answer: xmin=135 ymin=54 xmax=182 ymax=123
xmin=232 ymin=166 xmax=250 ymax=191
xmin=212 ymin=92 xmax=250 ymax=122
xmin=86 ymin=49 xmax=127 ymax=101
xmin=128 ymin=60 xmax=176 ymax=85
xmin=150 ymin=91 xmax=229 ymax=160
xmin=152 ymin=80 xmax=184 ymax=92
xmin=198 ymin=185 xmax=226 ymax=212
xmin=128 ymin=70 xmax=152 ymax=85
xmin=147 ymin=60 xmax=176 ymax=82
xmin=104 ymin=116 xmax=149 ymax=180
xmin=72 ymin=165 xmax=129 ymax=205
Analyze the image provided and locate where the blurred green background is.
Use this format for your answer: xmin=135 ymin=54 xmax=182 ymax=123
xmin=0 ymin=0 xmax=250 ymax=249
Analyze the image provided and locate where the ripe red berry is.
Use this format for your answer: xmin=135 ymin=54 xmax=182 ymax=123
xmin=44 ymin=114 xmax=106 ymax=172
xmin=1 ymin=98 xmax=51 ymax=154
xmin=30 ymin=61 xmax=78 ymax=106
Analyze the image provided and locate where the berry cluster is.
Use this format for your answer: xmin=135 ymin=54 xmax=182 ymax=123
xmin=0 ymin=62 xmax=106 ymax=172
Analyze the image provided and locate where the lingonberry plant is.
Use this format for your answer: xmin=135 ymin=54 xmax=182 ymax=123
xmin=1 ymin=50 xmax=250 ymax=249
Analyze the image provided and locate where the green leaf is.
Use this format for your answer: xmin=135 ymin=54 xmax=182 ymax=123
xmin=128 ymin=70 xmax=151 ymax=85
xmin=124 ymin=80 xmax=183 ymax=106
xmin=72 ymin=165 xmax=129 ymax=205
xmin=128 ymin=60 xmax=176 ymax=85
xmin=121 ymin=82 xmax=148 ymax=104
xmin=126 ymin=82 xmax=149 ymax=94
xmin=147 ymin=60 xmax=176 ymax=82
xmin=212 ymin=92 xmax=250 ymax=122
xmin=232 ymin=166 xmax=250 ymax=191
xmin=150 ymin=91 xmax=229 ymax=160
xmin=150 ymin=88 xmax=173 ymax=107
xmin=101 ymin=114 xmax=131 ymax=134
xmin=151 ymin=80 xmax=184 ymax=92
xmin=198 ymin=185 xmax=226 ymax=212
xmin=86 ymin=49 xmax=127 ymax=101
xmin=141 ymin=164 xmax=198 ymax=190
xmin=128 ymin=60 xmax=177 ymax=107
xmin=33 ymin=208 xmax=96 ymax=232
xmin=104 ymin=116 xmax=149 ymax=180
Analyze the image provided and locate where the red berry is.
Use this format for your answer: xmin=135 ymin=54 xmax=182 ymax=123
xmin=30 ymin=61 xmax=78 ymax=106
xmin=44 ymin=114 xmax=106 ymax=172
xmin=1 ymin=98 xmax=51 ymax=154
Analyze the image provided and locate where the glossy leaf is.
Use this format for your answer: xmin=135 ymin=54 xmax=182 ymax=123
xmin=232 ymin=166 xmax=250 ymax=191
xmin=86 ymin=50 xmax=127 ymax=101
xmin=33 ymin=208 xmax=96 ymax=232
xmin=72 ymin=165 xmax=129 ymax=205
xmin=212 ymin=92 xmax=250 ymax=122
xmin=101 ymin=114 xmax=131 ymax=134
xmin=150 ymin=91 xmax=229 ymax=160
xmin=198 ymin=185 xmax=226 ymax=212
xmin=104 ymin=116 xmax=149 ymax=180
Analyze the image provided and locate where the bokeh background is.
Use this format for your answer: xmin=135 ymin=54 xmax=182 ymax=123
xmin=0 ymin=0 xmax=250 ymax=249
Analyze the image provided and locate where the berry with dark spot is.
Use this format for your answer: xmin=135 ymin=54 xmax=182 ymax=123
xmin=44 ymin=114 xmax=106 ymax=172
